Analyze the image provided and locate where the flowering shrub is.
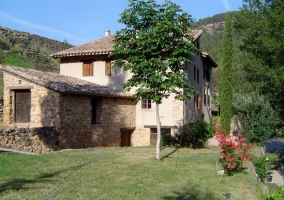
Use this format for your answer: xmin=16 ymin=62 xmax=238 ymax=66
xmin=215 ymin=125 xmax=253 ymax=175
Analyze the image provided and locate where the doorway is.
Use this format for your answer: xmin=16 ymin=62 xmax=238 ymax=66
xmin=14 ymin=90 xmax=31 ymax=123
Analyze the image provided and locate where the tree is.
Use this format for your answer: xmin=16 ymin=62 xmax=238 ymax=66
xmin=111 ymin=0 xmax=198 ymax=159
xmin=234 ymin=0 xmax=284 ymax=121
xmin=220 ymin=12 xmax=233 ymax=133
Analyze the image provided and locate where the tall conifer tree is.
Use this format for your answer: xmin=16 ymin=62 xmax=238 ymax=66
xmin=220 ymin=12 xmax=233 ymax=133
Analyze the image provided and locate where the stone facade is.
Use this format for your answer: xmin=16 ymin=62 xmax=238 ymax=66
xmin=0 ymin=127 xmax=59 ymax=153
xmin=2 ymin=72 xmax=136 ymax=153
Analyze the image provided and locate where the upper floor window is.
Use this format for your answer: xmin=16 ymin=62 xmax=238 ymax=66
xmin=141 ymin=99 xmax=151 ymax=109
xmin=83 ymin=61 xmax=93 ymax=76
xmin=194 ymin=66 xmax=196 ymax=81
xmin=105 ymin=61 xmax=111 ymax=76
xmin=197 ymin=69 xmax=199 ymax=84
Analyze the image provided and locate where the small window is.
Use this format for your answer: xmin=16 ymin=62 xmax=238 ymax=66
xmin=207 ymin=87 xmax=210 ymax=106
xmin=204 ymin=88 xmax=206 ymax=105
xmin=83 ymin=62 xmax=93 ymax=76
xmin=141 ymin=99 xmax=151 ymax=109
xmin=91 ymin=98 xmax=98 ymax=125
xmin=105 ymin=61 xmax=111 ymax=76
xmin=197 ymin=69 xmax=199 ymax=84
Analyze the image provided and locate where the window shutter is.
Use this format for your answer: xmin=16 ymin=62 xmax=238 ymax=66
xmin=89 ymin=62 xmax=93 ymax=76
xmin=83 ymin=62 xmax=93 ymax=76
xmin=105 ymin=61 xmax=111 ymax=76
xmin=198 ymin=96 xmax=201 ymax=109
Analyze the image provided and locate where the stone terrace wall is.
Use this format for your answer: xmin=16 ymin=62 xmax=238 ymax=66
xmin=0 ymin=127 xmax=59 ymax=153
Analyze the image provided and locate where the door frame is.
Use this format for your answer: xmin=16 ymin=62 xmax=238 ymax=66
xmin=14 ymin=89 xmax=31 ymax=123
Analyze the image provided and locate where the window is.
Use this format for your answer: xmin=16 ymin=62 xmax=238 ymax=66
xmin=83 ymin=61 xmax=93 ymax=76
xmin=204 ymin=88 xmax=206 ymax=105
xmin=105 ymin=61 xmax=111 ymax=76
xmin=141 ymin=99 xmax=151 ymax=109
xmin=91 ymin=98 xmax=99 ymax=125
xmin=207 ymin=87 xmax=210 ymax=106
xmin=197 ymin=69 xmax=199 ymax=84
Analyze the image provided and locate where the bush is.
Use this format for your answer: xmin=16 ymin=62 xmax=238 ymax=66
xmin=261 ymin=186 xmax=284 ymax=199
xmin=252 ymin=153 xmax=278 ymax=182
xmin=232 ymin=92 xmax=277 ymax=144
xmin=167 ymin=118 xmax=214 ymax=148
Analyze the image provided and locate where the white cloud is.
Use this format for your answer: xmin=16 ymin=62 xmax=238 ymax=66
xmin=222 ymin=0 xmax=230 ymax=11
xmin=0 ymin=11 xmax=83 ymax=44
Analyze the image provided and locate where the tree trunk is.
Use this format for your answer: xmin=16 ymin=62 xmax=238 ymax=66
xmin=155 ymin=103 xmax=161 ymax=160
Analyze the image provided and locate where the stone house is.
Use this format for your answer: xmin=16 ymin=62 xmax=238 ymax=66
xmin=0 ymin=65 xmax=135 ymax=153
xmin=51 ymin=30 xmax=218 ymax=146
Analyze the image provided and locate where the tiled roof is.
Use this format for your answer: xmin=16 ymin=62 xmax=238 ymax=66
xmin=51 ymin=30 xmax=203 ymax=58
xmin=202 ymin=52 xmax=218 ymax=68
xmin=0 ymin=65 xmax=134 ymax=99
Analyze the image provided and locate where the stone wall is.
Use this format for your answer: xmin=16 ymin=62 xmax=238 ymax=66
xmin=2 ymin=72 xmax=136 ymax=153
xmin=132 ymin=126 xmax=150 ymax=146
xmin=0 ymin=127 xmax=59 ymax=153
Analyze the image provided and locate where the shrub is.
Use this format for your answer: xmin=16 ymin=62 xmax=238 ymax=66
xmin=252 ymin=153 xmax=278 ymax=182
xmin=171 ymin=118 xmax=214 ymax=148
xmin=215 ymin=125 xmax=253 ymax=175
xmin=261 ymin=186 xmax=284 ymax=199
xmin=232 ymin=92 xmax=277 ymax=144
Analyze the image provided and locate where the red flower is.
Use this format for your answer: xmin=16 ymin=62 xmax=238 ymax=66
xmin=239 ymin=154 xmax=244 ymax=160
xmin=247 ymin=156 xmax=252 ymax=161
xmin=247 ymin=143 xmax=253 ymax=149
xmin=226 ymin=155 xmax=231 ymax=162
xmin=227 ymin=163 xmax=235 ymax=169
xmin=237 ymin=133 xmax=242 ymax=137
xmin=226 ymin=141 xmax=232 ymax=146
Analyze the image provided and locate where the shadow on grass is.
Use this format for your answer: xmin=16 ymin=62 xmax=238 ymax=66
xmin=162 ymin=184 xmax=221 ymax=200
xmin=0 ymin=164 xmax=85 ymax=195
xmin=161 ymin=148 xmax=178 ymax=160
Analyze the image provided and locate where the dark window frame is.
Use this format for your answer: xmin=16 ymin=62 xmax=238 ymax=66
xmin=141 ymin=99 xmax=151 ymax=109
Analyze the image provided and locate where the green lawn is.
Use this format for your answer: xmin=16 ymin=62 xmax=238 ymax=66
xmin=0 ymin=147 xmax=263 ymax=200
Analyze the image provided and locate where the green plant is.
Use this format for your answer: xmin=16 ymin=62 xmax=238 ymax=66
xmin=111 ymin=0 xmax=198 ymax=159
xmin=215 ymin=125 xmax=253 ymax=175
xmin=232 ymin=92 xmax=277 ymax=144
xmin=220 ymin=12 xmax=233 ymax=133
xmin=172 ymin=118 xmax=214 ymax=148
xmin=261 ymin=186 xmax=284 ymax=199
xmin=252 ymin=153 xmax=278 ymax=182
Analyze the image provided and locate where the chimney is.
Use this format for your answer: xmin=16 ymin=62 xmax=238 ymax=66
xmin=105 ymin=30 xmax=110 ymax=37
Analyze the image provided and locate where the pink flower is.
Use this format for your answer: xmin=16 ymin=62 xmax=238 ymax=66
xmin=237 ymin=133 xmax=242 ymax=137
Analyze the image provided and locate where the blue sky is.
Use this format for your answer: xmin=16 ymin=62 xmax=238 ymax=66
xmin=0 ymin=0 xmax=243 ymax=45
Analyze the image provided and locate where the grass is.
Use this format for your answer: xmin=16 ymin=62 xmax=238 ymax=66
xmin=0 ymin=146 xmax=263 ymax=200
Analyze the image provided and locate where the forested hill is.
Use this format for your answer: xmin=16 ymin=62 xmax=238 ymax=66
xmin=193 ymin=11 xmax=240 ymax=92
xmin=0 ymin=26 xmax=73 ymax=72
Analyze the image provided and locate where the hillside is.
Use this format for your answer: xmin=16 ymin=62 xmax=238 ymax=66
xmin=0 ymin=26 xmax=73 ymax=72
xmin=0 ymin=26 xmax=74 ymax=96
xmin=194 ymin=11 xmax=242 ymax=92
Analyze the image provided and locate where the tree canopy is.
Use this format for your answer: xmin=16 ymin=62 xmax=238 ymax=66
xmin=111 ymin=0 xmax=198 ymax=159
xmin=111 ymin=0 xmax=198 ymax=104
xmin=234 ymin=0 xmax=284 ymax=120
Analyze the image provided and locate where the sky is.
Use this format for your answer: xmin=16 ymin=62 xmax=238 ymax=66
xmin=0 ymin=0 xmax=243 ymax=45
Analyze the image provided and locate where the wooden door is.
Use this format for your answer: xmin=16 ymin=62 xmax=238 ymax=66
xmin=15 ymin=90 xmax=31 ymax=123
xmin=121 ymin=130 xmax=131 ymax=147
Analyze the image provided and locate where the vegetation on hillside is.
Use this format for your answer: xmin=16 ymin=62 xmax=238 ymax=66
xmin=0 ymin=26 xmax=73 ymax=96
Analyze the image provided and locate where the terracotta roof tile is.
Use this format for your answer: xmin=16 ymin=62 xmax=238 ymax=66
xmin=51 ymin=30 xmax=203 ymax=58
xmin=0 ymin=65 xmax=134 ymax=99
